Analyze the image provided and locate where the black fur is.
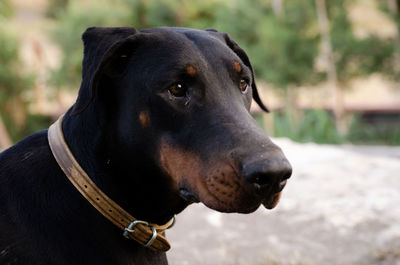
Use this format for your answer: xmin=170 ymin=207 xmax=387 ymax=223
xmin=0 ymin=27 xmax=291 ymax=265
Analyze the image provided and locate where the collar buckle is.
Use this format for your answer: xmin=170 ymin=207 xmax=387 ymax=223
xmin=123 ymin=220 xmax=158 ymax=247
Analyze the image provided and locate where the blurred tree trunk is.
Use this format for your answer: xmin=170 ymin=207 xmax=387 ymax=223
xmin=388 ymin=0 xmax=400 ymax=85
xmin=272 ymin=0 xmax=284 ymax=18
xmin=0 ymin=115 xmax=12 ymax=150
xmin=388 ymin=0 xmax=400 ymax=13
xmin=315 ymin=0 xmax=346 ymax=134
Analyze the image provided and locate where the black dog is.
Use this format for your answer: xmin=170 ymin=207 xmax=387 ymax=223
xmin=0 ymin=27 xmax=292 ymax=265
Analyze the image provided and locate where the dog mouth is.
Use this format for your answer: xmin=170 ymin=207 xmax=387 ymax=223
xmin=178 ymin=181 xmax=285 ymax=213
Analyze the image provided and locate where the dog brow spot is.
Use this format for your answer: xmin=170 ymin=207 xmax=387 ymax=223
xmin=139 ymin=111 xmax=150 ymax=128
xmin=186 ymin=65 xmax=197 ymax=76
xmin=233 ymin=61 xmax=242 ymax=73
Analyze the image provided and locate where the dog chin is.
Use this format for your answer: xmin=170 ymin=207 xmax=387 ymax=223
xmin=205 ymin=203 xmax=261 ymax=214
xmin=198 ymin=198 xmax=261 ymax=214
xmin=235 ymin=204 xmax=262 ymax=214
xmin=181 ymin=188 xmax=282 ymax=213
xmin=206 ymin=193 xmax=283 ymax=213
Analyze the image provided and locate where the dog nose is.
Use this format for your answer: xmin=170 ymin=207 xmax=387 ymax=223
xmin=242 ymin=157 xmax=292 ymax=194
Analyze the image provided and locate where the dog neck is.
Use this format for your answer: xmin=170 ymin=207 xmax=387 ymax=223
xmin=49 ymin=114 xmax=176 ymax=251
xmin=60 ymin=107 xmax=188 ymax=225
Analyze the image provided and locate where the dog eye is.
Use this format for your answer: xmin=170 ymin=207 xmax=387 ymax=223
xmin=240 ymin=79 xmax=249 ymax=94
xmin=169 ymin=83 xmax=188 ymax=97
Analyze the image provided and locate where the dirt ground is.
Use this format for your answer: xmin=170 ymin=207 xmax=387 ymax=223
xmin=166 ymin=139 xmax=400 ymax=265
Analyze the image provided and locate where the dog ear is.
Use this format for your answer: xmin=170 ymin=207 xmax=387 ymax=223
xmin=205 ymin=29 xmax=269 ymax=112
xmin=71 ymin=27 xmax=138 ymax=115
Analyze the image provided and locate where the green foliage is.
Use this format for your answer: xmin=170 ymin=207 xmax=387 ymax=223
xmin=119 ymin=0 xmax=224 ymax=29
xmin=129 ymin=0 xmax=320 ymax=88
xmin=0 ymin=0 xmax=13 ymax=18
xmin=49 ymin=0 xmax=130 ymax=89
xmin=49 ymin=0 xmax=398 ymax=90
xmin=50 ymin=0 xmax=321 ymax=89
xmin=0 ymin=18 xmax=19 ymax=104
xmin=214 ymin=0 xmax=320 ymax=88
xmin=0 ymin=20 xmax=20 ymax=105
xmin=46 ymin=0 xmax=69 ymax=18
xmin=0 ymin=20 xmax=32 ymax=105
xmin=2 ymin=113 xmax=52 ymax=142
xmin=272 ymin=109 xmax=400 ymax=145
xmin=347 ymin=114 xmax=400 ymax=145
xmin=328 ymin=0 xmax=396 ymax=81
xmin=274 ymin=109 xmax=343 ymax=144
xmin=296 ymin=109 xmax=343 ymax=144
xmin=380 ymin=0 xmax=400 ymax=81
xmin=0 ymin=17 xmax=35 ymax=143
xmin=49 ymin=0 xmax=227 ymax=88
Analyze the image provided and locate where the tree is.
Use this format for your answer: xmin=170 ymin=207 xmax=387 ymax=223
xmin=50 ymin=0 xmax=320 ymax=91
xmin=315 ymin=0 xmax=345 ymax=133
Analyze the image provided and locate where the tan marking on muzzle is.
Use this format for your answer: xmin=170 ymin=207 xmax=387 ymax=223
xmin=159 ymin=139 xmax=285 ymax=213
xmin=159 ymin=140 xmax=202 ymax=185
xmin=233 ymin=61 xmax=242 ymax=73
xmin=139 ymin=111 xmax=150 ymax=128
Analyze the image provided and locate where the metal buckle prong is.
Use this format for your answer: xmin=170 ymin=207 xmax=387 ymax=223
xmin=144 ymin=226 xmax=157 ymax=247
xmin=123 ymin=220 xmax=149 ymax=238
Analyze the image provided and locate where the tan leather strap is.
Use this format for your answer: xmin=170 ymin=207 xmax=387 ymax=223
xmin=48 ymin=115 xmax=174 ymax=251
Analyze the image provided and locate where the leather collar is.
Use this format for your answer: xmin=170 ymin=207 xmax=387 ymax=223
xmin=48 ymin=115 xmax=175 ymax=251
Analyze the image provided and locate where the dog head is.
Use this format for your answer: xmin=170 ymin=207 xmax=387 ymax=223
xmin=72 ymin=27 xmax=292 ymax=216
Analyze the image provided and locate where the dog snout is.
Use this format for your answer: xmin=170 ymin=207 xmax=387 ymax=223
xmin=242 ymin=156 xmax=292 ymax=195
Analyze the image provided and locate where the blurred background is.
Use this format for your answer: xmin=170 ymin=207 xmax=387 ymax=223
xmin=0 ymin=0 xmax=400 ymax=264
xmin=0 ymin=0 xmax=399 ymax=147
